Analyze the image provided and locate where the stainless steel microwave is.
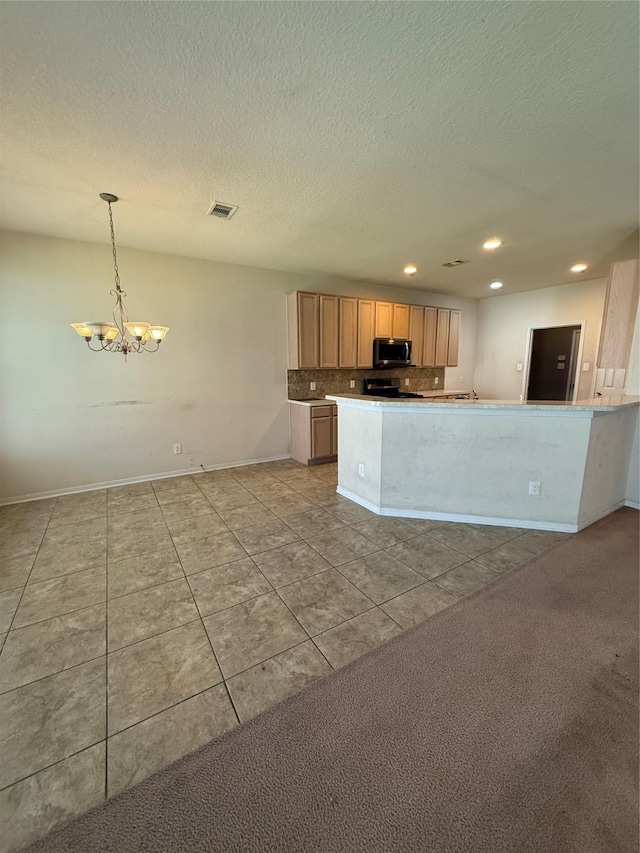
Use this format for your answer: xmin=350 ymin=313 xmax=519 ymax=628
xmin=373 ymin=338 xmax=413 ymax=368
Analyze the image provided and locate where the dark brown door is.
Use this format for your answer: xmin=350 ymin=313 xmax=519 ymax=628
xmin=527 ymin=326 xmax=581 ymax=401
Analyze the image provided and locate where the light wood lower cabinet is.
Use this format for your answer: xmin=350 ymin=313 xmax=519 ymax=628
xmin=289 ymin=403 xmax=338 ymax=465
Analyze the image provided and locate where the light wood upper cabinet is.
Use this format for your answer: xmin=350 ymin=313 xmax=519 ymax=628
xmin=392 ymin=303 xmax=410 ymax=339
xmin=447 ymin=310 xmax=461 ymax=367
xmin=423 ymin=307 xmax=437 ymax=367
xmin=339 ymin=297 xmax=358 ymax=368
xmin=319 ymin=295 xmax=339 ymax=368
xmin=597 ymin=259 xmax=640 ymax=369
xmin=288 ymin=291 xmax=319 ymax=369
xmin=435 ymin=309 xmax=450 ymax=367
xmin=287 ymin=290 xmax=462 ymax=371
xmin=409 ymin=306 xmax=424 ymax=367
xmin=375 ymin=301 xmax=393 ymax=338
xmin=357 ymin=299 xmax=375 ymax=368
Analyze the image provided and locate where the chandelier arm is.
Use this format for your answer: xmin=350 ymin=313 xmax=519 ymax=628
xmin=142 ymin=340 xmax=161 ymax=353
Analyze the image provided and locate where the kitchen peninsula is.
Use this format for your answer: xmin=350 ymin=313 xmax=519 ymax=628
xmin=326 ymin=394 xmax=639 ymax=533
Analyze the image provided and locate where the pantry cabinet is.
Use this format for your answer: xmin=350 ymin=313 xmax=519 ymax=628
xmin=289 ymin=403 xmax=338 ymax=465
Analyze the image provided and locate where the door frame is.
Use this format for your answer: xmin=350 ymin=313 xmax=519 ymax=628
xmin=521 ymin=321 xmax=586 ymax=402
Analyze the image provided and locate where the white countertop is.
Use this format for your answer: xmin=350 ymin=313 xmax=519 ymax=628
xmin=288 ymin=398 xmax=337 ymax=407
xmin=326 ymin=393 xmax=640 ymax=413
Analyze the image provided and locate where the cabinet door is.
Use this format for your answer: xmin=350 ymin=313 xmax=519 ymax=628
xmin=331 ymin=408 xmax=338 ymax=456
xmin=409 ymin=306 xmax=424 ymax=367
xmin=339 ymin=297 xmax=358 ymax=368
xmin=435 ymin=309 xmax=450 ymax=366
xmin=296 ymin=292 xmax=319 ymax=369
xmin=375 ymin=301 xmax=393 ymax=337
xmin=311 ymin=416 xmax=333 ymax=459
xmin=319 ymin=295 xmax=339 ymax=368
xmin=392 ymin=303 xmax=410 ymax=339
xmin=423 ymin=307 xmax=437 ymax=367
xmin=447 ymin=310 xmax=461 ymax=367
xmin=357 ymin=299 xmax=375 ymax=367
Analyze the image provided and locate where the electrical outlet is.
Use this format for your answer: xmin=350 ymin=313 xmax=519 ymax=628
xmin=434 ymin=377 xmax=439 ymax=385
xmin=528 ymin=480 xmax=541 ymax=496
xmin=350 ymin=380 xmax=356 ymax=389
xmin=173 ymin=443 xmax=182 ymax=455
xmin=405 ymin=378 xmax=410 ymax=386
xmin=358 ymin=463 xmax=365 ymax=477
xmin=310 ymin=381 xmax=316 ymax=391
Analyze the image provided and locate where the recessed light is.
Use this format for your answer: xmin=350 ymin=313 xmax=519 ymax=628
xmin=570 ymin=263 xmax=588 ymax=273
xmin=483 ymin=238 xmax=503 ymax=250
xmin=404 ymin=264 xmax=417 ymax=275
xmin=489 ymin=281 xmax=503 ymax=290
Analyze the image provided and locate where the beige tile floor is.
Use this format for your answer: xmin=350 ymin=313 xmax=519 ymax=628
xmin=0 ymin=459 xmax=568 ymax=852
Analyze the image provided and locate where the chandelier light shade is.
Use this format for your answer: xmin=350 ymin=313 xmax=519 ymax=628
xmin=71 ymin=193 xmax=169 ymax=357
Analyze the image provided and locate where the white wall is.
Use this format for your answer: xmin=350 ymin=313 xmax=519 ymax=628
xmin=473 ymin=278 xmax=607 ymax=400
xmin=0 ymin=230 xmax=477 ymax=502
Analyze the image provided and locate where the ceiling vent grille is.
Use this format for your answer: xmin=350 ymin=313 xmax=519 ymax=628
xmin=207 ymin=201 xmax=238 ymax=219
xmin=441 ymin=258 xmax=469 ymax=268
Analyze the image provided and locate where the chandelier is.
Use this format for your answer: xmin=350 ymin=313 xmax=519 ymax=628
xmin=71 ymin=193 xmax=169 ymax=356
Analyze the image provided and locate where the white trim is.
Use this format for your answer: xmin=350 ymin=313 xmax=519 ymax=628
xmin=577 ymin=501 xmax=627 ymax=530
xmin=0 ymin=455 xmax=292 ymax=506
xmin=624 ymin=499 xmax=640 ymax=510
xmin=521 ymin=320 xmax=586 ymax=403
xmin=336 ymin=486 xmax=578 ymax=533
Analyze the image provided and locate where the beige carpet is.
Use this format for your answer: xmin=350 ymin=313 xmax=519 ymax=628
xmin=27 ymin=508 xmax=639 ymax=853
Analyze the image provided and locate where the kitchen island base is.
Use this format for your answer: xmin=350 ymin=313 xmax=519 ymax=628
xmin=328 ymin=395 xmax=639 ymax=533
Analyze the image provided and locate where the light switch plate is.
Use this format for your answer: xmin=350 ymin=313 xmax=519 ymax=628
xmin=516 ymin=363 xmax=523 ymax=371
xmin=582 ymin=362 xmax=590 ymax=371
xmin=310 ymin=381 xmax=316 ymax=391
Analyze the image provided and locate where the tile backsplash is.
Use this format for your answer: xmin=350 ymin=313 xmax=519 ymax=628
xmin=287 ymin=367 xmax=445 ymax=400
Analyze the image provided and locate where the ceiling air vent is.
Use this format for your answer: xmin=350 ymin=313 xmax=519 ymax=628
xmin=441 ymin=258 xmax=469 ymax=268
xmin=207 ymin=201 xmax=238 ymax=219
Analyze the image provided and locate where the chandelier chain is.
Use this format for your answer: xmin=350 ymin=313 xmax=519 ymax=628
xmin=107 ymin=201 xmax=122 ymax=294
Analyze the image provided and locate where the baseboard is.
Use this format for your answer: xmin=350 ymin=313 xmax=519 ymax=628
xmin=576 ymin=501 xmax=627 ymax=530
xmin=624 ymin=499 xmax=640 ymax=510
xmin=0 ymin=455 xmax=292 ymax=506
xmin=336 ymin=486 xmax=578 ymax=533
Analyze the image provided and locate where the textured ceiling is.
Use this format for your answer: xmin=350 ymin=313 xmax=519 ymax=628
xmin=0 ymin=1 xmax=638 ymax=298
